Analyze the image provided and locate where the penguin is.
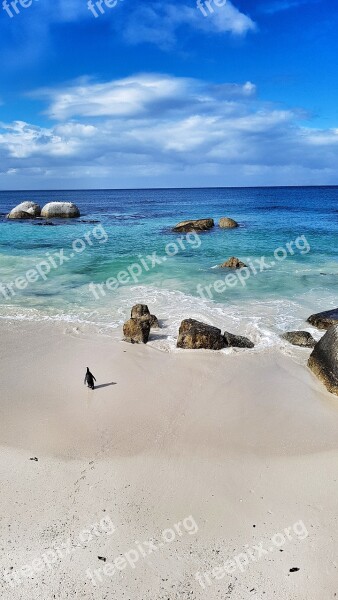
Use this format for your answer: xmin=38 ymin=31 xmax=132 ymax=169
xmin=84 ymin=367 xmax=96 ymax=390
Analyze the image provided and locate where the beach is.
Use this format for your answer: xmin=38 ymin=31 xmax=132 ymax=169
xmin=1 ymin=318 xmax=338 ymax=599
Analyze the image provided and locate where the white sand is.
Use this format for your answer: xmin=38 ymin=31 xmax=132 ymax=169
xmin=0 ymin=319 xmax=337 ymax=599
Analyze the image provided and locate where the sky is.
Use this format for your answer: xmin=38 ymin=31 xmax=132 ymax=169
xmin=0 ymin=0 xmax=337 ymax=189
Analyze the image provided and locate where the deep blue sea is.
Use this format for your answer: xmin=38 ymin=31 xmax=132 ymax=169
xmin=0 ymin=187 xmax=337 ymax=350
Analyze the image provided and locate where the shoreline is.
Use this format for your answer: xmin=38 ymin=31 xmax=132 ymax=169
xmin=1 ymin=319 xmax=338 ymax=599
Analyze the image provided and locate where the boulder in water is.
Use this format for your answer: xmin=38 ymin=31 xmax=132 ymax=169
xmin=282 ymin=331 xmax=316 ymax=348
xmin=123 ymin=318 xmax=150 ymax=344
xmin=307 ymin=308 xmax=338 ymax=330
xmin=219 ymin=217 xmax=239 ymax=228
xmin=173 ymin=218 xmax=214 ymax=233
xmin=308 ymin=325 xmax=338 ymax=395
xmin=177 ymin=319 xmax=225 ymax=350
xmin=130 ymin=304 xmax=159 ymax=328
xmin=219 ymin=257 xmax=247 ymax=269
xmin=7 ymin=201 xmax=41 ymax=219
xmin=223 ymin=331 xmax=254 ymax=348
xmin=41 ymin=202 xmax=80 ymax=218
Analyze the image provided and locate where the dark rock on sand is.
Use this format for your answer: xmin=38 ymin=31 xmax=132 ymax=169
xmin=41 ymin=202 xmax=80 ymax=218
xmin=123 ymin=318 xmax=150 ymax=344
xmin=173 ymin=218 xmax=214 ymax=233
xmin=282 ymin=331 xmax=316 ymax=348
xmin=219 ymin=256 xmax=247 ymax=269
xmin=224 ymin=331 xmax=254 ymax=348
xmin=131 ymin=304 xmax=159 ymax=328
xmin=308 ymin=325 xmax=338 ymax=395
xmin=307 ymin=308 xmax=338 ymax=330
xmin=177 ymin=319 xmax=225 ymax=350
xmin=7 ymin=201 xmax=41 ymax=219
xmin=219 ymin=217 xmax=239 ymax=228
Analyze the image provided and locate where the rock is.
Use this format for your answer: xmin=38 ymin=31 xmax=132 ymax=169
xmin=223 ymin=331 xmax=254 ymax=348
xmin=130 ymin=304 xmax=159 ymax=328
xmin=123 ymin=318 xmax=150 ymax=344
xmin=7 ymin=210 xmax=34 ymax=220
xmin=282 ymin=331 xmax=316 ymax=348
xmin=219 ymin=217 xmax=239 ymax=228
xmin=177 ymin=319 xmax=225 ymax=350
xmin=219 ymin=256 xmax=247 ymax=269
xmin=173 ymin=218 xmax=214 ymax=233
xmin=148 ymin=314 xmax=159 ymax=328
xmin=7 ymin=201 xmax=41 ymax=219
xmin=307 ymin=308 xmax=338 ymax=330
xmin=41 ymin=202 xmax=80 ymax=218
xmin=131 ymin=304 xmax=150 ymax=318
xmin=308 ymin=325 xmax=338 ymax=395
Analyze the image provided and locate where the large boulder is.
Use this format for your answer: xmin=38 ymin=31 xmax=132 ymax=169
xmin=219 ymin=256 xmax=247 ymax=269
xmin=224 ymin=331 xmax=254 ymax=348
xmin=307 ymin=308 xmax=338 ymax=330
xmin=282 ymin=331 xmax=316 ymax=348
xmin=41 ymin=202 xmax=80 ymax=218
xmin=219 ymin=217 xmax=239 ymax=228
xmin=7 ymin=210 xmax=34 ymax=220
xmin=177 ymin=319 xmax=225 ymax=350
xmin=7 ymin=201 xmax=41 ymax=219
xmin=130 ymin=304 xmax=159 ymax=328
xmin=173 ymin=218 xmax=214 ymax=233
xmin=123 ymin=318 xmax=150 ymax=344
xmin=308 ymin=325 xmax=338 ymax=395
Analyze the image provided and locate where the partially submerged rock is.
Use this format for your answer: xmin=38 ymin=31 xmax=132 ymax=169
xmin=130 ymin=304 xmax=159 ymax=328
xmin=308 ymin=325 xmax=338 ymax=395
xmin=219 ymin=217 xmax=239 ymax=228
xmin=7 ymin=210 xmax=34 ymax=220
xmin=307 ymin=308 xmax=338 ymax=330
xmin=219 ymin=256 xmax=247 ymax=269
xmin=7 ymin=201 xmax=41 ymax=219
xmin=177 ymin=319 xmax=225 ymax=350
xmin=282 ymin=331 xmax=316 ymax=348
xmin=173 ymin=218 xmax=214 ymax=233
xmin=223 ymin=331 xmax=254 ymax=348
xmin=41 ymin=202 xmax=80 ymax=218
xmin=123 ymin=318 xmax=150 ymax=344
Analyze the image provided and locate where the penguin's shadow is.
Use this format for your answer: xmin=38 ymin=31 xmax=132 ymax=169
xmin=94 ymin=382 xmax=117 ymax=390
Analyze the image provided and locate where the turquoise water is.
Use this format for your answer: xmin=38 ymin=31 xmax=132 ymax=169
xmin=0 ymin=187 xmax=337 ymax=349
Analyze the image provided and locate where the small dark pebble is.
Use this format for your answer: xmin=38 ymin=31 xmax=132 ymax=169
xmin=289 ymin=567 xmax=300 ymax=573
xmin=98 ymin=556 xmax=106 ymax=562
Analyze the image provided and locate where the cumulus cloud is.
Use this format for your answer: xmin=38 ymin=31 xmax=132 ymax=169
xmin=122 ymin=1 xmax=256 ymax=48
xmin=35 ymin=75 xmax=256 ymax=120
xmin=1 ymin=73 xmax=338 ymax=187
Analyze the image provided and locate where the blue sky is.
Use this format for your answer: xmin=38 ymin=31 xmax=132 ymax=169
xmin=0 ymin=0 xmax=337 ymax=189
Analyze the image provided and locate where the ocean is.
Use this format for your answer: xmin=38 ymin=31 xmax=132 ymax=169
xmin=0 ymin=187 xmax=337 ymax=351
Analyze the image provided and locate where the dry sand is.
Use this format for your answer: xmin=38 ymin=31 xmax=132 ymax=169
xmin=0 ymin=319 xmax=337 ymax=599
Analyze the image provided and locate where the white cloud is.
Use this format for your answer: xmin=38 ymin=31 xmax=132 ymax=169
xmin=122 ymin=1 xmax=256 ymax=48
xmin=1 ymin=74 xmax=338 ymax=188
xmin=36 ymin=75 xmax=256 ymax=120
